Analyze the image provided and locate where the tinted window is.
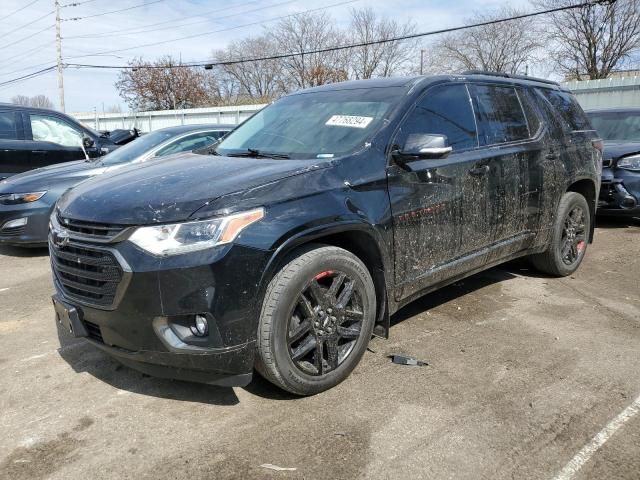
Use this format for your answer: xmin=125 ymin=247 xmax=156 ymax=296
xmin=0 ymin=111 xmax=18 ymax=140
xmin=155 ymin=131 xmax=223 ymax=157
xmin=470 ymin=84 xmax=529 ymax=145
xmin=395 ymin=84 xmax=477 ymax=152
xmin=586 ymin=111 xmax=640 ymax=142
xmin=517 ymin=88 xmax=541 ymax=136
xmin=30 ymin=114 xmax=82 ymax=147
xmin=539 ymin=89 xmax=591 ymax=131
xmin=101 ymin=130 xmax=176 ymax=166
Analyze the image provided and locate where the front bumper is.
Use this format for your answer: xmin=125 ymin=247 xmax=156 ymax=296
xmin=51 ymin=236 xmax=272 ymax=387
xmin=0 ymin=202 xmax=52 ymax=246
xmin=598 ymin=166 xmax=640 ymax=216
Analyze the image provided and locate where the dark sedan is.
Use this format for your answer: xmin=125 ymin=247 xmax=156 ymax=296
xmin=587 ymin=108 xmax=640 ymax=216
xmin=0 ymin=124 xmax=233 ymax=246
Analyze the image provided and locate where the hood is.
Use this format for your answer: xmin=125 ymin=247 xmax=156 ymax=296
xmin=100 ymin=128 xmax=140 ymax=146
xmin=602 ymin=141 xmax=640 ymax=161
xmin=0 ymin=160 xmax=106 ymax=194
xmin=56 ymin=152 xmax=331 ymax=225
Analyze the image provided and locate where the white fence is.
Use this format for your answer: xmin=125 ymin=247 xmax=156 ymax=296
xmin=564 ymin=76 xmax=640 ymax=110
xmin=72 ymin=104 xmax=267 ymax=132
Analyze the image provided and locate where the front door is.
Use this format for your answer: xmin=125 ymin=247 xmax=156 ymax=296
xmin=387 ymin=83 xmax=498 ymax=301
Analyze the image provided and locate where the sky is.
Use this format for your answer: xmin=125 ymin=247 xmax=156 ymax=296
xmin=0 ymin=0 xmax=530 ymax=114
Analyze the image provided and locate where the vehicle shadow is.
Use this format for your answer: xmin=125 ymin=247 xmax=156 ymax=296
xmin=595 ymin=215 xmax=640 ymax=229
xmin=0 ymin=244 xmax=49 ymax=257
xmin=55 ymin=322 xmax=241 ymax=406
xmin=391 ymin=266 xmax=519 ymax=326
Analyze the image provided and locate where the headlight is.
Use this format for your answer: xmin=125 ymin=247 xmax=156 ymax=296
xmin=0 ymin=191 xmax=47 ymax=205
xmin=128 ymin=208 xmax=264 ymax=256
xmin=617 ymin=154 xmax=640 ymax=171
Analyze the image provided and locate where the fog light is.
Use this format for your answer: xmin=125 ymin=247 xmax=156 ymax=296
xmin=192 ymin=315 xmax=209 ymax=337
xmin=2 ymin=217 xmax=27 ymax=230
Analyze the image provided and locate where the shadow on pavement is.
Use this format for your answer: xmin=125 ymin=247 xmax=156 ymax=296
xmin=0 ymin=244 xmax=49 ymax=257
xmin=595 ymin=215 xmax=640 ymax=229
xmin=391 ymin=266 xmax=518 ymax=326
xmin=55 ymin=322 xmax=241 ymax=406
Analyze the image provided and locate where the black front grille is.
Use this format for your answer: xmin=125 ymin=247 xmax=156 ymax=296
xmin=84 ymin=320 xmax=104 ymax=343
xmin=57 ymin=215 xmax=126 ymax=240
xmin=51 ymin=241 xmax=123 ymax=307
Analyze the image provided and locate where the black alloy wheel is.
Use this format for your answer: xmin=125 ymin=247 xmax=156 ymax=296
xmin=287 ymin=270 xmax=365 ymax=376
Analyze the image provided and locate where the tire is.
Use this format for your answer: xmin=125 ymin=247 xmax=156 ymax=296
xmin=255 ymin=245 xmax=376 ymax=396
xmin=530 ymin=192 xmax=591 ymax=277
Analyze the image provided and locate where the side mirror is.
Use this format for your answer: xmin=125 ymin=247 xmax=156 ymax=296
xmin=393 ymin=134 xmax=452 ymax=165
xmin=82 ymin=136 xmax=95 ymax=149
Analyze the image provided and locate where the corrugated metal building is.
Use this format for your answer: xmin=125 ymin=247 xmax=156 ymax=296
xmin=73 ymin=104 xmax=266 ymax=132
xmin=563 ymin=77 xmax=640 ymax=110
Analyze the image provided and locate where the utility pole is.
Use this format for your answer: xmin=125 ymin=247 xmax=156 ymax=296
xmin=55 ymin=0 xmax=65 ymax=112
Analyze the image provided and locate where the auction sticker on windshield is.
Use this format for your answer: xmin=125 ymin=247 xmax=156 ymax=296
xmin=325 ymin=115 xmax=373 ymax=129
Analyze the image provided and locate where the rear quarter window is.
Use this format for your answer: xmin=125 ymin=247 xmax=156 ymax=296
xmin=538 ymin=89 xmax=591 ymax=132
xmin=469 ymin=84 xmax=529 ymax=145
xmin=0 ymin=111 xmax=18 ymax=140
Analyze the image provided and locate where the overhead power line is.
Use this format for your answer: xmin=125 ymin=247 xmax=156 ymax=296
xmin=0 ymin=10 xmax=54 ymax=42
xmin=0 ymin=0 xmax=43 ymax=23
xmin=62 ymin=0 xmax=165 ymax=21
xmin=0 ymin=65 xmax=56 ymax=88
xmin=61 ymin=0 xmax=101 ymax=7
xmin=64 ymin=0 xmax=359 ymax=60
xmin=0 ymin=24 xmax=55 ymax=52
xmin=66 ymin=0 xmax=616 ymax=71
xmin=65 ymin=0 xmax=297 ymax=39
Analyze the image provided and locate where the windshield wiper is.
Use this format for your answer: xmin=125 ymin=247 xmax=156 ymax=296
xmin=227 ymin=148 xmax=290 ymax=159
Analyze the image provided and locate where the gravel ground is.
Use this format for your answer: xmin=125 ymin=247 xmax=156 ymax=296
xmin=0 ymin=218 xmax=638 ymax=480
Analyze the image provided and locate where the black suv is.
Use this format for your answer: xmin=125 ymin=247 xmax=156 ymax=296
xmin=50 ymin=73 xmax=602 ymax=395
xmin=0 ymin=103 xmax=136 ymax=180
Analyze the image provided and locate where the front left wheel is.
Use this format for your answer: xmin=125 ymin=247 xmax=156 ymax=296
xmin=255 ymin=245 xmax=376 ymax=396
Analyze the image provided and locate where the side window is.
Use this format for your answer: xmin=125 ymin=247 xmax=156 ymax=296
xmin=538 ymin=89 xmax=591 ymax=132
xmin=517 ymin=88 xmax=541 ymax=136
xmin=0 ymin=111 xmax=18 ymax=140
xmin=469 ymin=84 xmax=529 ymax=145
xmin=155 ymin=132 xmax=220 ymax=157
xmin=30 ymin=114 xmax=83 ymax=147
xmin=395 ymin=84 xmax=478 ymax=152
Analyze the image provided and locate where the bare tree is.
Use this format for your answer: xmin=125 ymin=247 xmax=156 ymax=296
xmin=429 ymin=7 xmax=542 ymax=75
xmin=11 ymin=94 xmax=54 ymax=108
xmin=115 ymin=55 xmax=220 ymax=111
xmin=348 ymin=7 xmax=418 ymax=79
xmin=536 ymin=0 xmax=640 ymax=80
xmin=271 ymin=12 xmax=348 ymax=89
xmin=214 ymin=35 xmax=287 ymax=103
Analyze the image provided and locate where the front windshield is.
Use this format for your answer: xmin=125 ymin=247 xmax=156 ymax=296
xmin=100 ymin=130 xmax=176 ymax=166
xmin=214 ymin=87 xmax=406 ymax=159
xmin=588 ymin=111 xmax=640 ymax=142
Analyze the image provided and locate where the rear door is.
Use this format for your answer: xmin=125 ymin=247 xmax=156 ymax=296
xmin=467 ymin=83 xmax=543 ymax=255
xmin=24 ymin=112 xmax=87 ymax=170
xmin=0 ymin=110 xmax=27 ymax=179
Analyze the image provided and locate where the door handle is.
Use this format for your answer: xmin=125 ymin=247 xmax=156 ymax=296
xmin=31 ymin=150 xmax=48 ymax=155
xmin=468 ymin=164 xmax=490 ymax=176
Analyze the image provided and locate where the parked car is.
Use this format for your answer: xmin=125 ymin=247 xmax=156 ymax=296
xmin=586 ymin=108 xmax=640 ymax=216
xmin=50 ymin=73 xmax=601 ymax=395
xmin=0 ymin=124 xmax=233 ymax=246
xmin=0 ymin=103 xmax=140 ymax=180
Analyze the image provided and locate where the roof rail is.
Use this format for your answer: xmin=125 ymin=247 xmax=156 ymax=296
xmin=461 ymin=70 xmax=560 ymax=87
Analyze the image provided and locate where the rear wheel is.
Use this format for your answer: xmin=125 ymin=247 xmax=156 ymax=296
xmin=255 ymin=245 xmax=376 ymax=395
xmin=531 ymin=191 xmax=591 ymax=276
